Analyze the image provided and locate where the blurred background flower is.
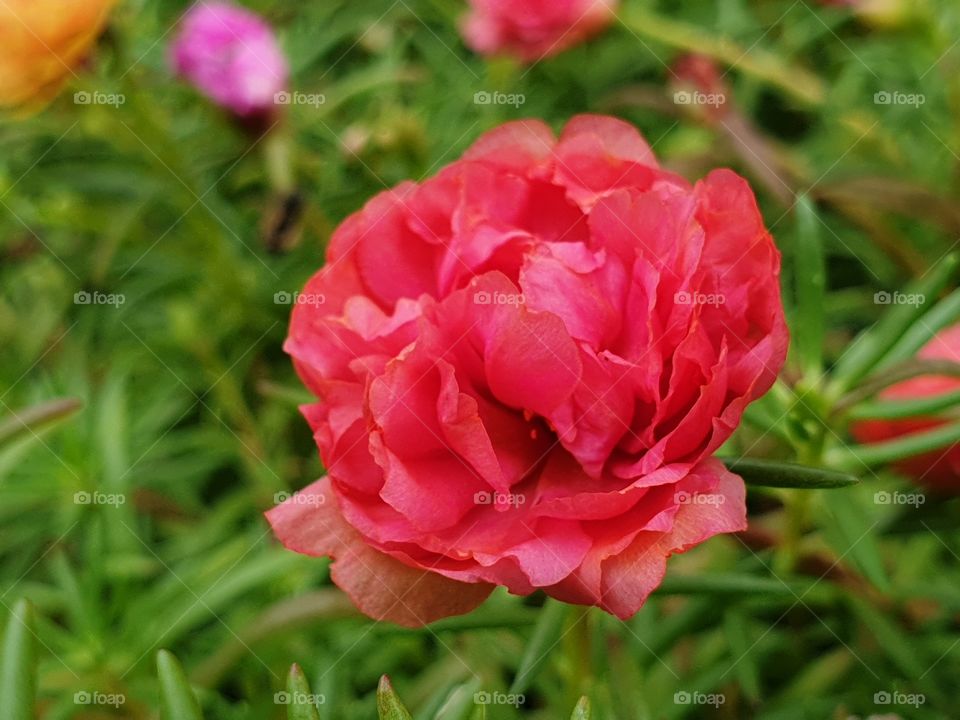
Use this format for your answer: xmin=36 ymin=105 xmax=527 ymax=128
xmin=852 ymin=324 xmax=960 ymax=492
xmin=170 ymin=1 xmax=288 ymax=122
xmin=462 ymin=0 xmax=618 ymax=61
xmin=0 ymin=0 xmax=116 ymax=114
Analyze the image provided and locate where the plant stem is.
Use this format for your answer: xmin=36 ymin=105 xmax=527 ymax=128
xmin=617 ymin=8 xmax=825 ymax=106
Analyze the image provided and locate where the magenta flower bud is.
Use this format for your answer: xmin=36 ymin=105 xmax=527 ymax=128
xmin=170 ymin=1 xmax=288 ymax=118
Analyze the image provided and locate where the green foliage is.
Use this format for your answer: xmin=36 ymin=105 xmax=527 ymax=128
xmin=570 ymin=697 xmax=591 ymax=720
xmin=157 ymin=650 xmax=204 ymax=720
xmin=0 ymin=608 xmax=597 ymax=720
xmin=721 ymin=458 xmax=859 ymax=488
xmin=284 ymin=664 xmax=322 ymax=720
xmin=377 ymin=676 xmax=414 ymax=720
xmin=0 ymin=600 xmax=36 ymax=720
xmin=2 ymin=0 xmax=960 ymax=718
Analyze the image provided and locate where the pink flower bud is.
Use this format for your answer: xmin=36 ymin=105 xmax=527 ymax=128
xmin=170 ymin=1 xmax=288 ymax=118
xmin=463 ymin=0 xmax=618 ymax=62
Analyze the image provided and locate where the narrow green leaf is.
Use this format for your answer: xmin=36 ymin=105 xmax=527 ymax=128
xmin=570 ymin=696 xmax=591 ymax=720
xmin=820 ymin=489 xmax=890 ymax=592
xmin=794 ymin=194 xmax=826 ymax=377
xmin=638 ymin=597 xmax=716 ymax=662
xmin=0 ymin=599 xmax=37 ymax=720
xmin=848 ymin=386 xmax=960 ymax=420
xmin=846 ymin=594 xmax=943 ymax=705
xmin=775 ymin=647 xmax=853 ymax=703
xmin=875 ymin=287 xmax=960 ymax=372
xmin=0 ymin=398 xmax=82 ymax=448
xmin=286 ymin=664 xmax=322 ymax=720
xmin=722 ymin=457 xmax=859 ymax=488
xmin=509 ymin=599 xmax=567 ymax=694
xmin=828 ymin=253 xmax=959 ymax=394
xmin=742 ymin=404 xmax=794 ymax=444
xmin=655 ymin=573 xmax=835 ymax=602
xmin=431 ymin=678 xmax=482 ymax=720
xmin=618 ymin=7 xmax=825 ymax=104
xmin=723 ymin=610 xmax=761 ymax=702
xmin=847 ymin=596 xmax=927 ymax=680
xmin=377 ymin=676 xmax=413 ymax=720
xmin=835 ymin=358 xmax=960 ymax=413
xmin=827 ymin=420 xmax=960 ymax=469
xmin=157 ymin=650 xmax=204 ymax=720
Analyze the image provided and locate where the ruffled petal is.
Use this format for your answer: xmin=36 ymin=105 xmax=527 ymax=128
xmin=266 ymin=477 xmax=493 ymax=626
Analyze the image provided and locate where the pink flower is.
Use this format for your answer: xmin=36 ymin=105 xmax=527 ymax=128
xmin=267 ymin=115 xmax=788 ymax=626
xmin=462 ymin=0 xmax=618 ymax=62
xmin=170 ymin=1 xmax=288 ymax=118
xmin=852 ymin=324 xmax=960 ymax=492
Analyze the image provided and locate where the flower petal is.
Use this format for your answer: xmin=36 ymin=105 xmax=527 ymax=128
xmin=265 ymin=477 xmax=493 ymax=626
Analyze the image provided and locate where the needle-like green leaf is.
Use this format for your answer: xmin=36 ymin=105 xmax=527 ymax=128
xmin=570 ymin=696 xmax=591 ymax=720
xmin=828 ymin=253 xmax=959 ymax=395
xmin=793 ymin=194 xmax=826 ymax=378
xmin=848 ymin=386 xmax=960 ymax=420
xmin=723 ymin=610 xmax=761 ymax=702
xmin=722 ymin=457 xmax=859 ymax=488
xmin=820 ymin=489 xmax=890 ymax=592
xmin=0 ymin=398 xmax=82 ymax=448
xmin=286 ymin=664 xmax=322 ymax=720
xmin=157 ymin=650 xmax=204 ymax=720
xmin=509 ymin=598 xmax=567 ymax=694
xmin=0 ymin=599 xmax=36 ymax=720
xmin=430 ymin=678 xmax=482 ymax=720
xmin=377 ymin=676 xmax=413 ymax=720
xmin=874 ymin=288 xmax=960 ymax=372
xmin=655 ymin=573 xmax=835 ymax=602
xmin=827 ymin=420 xmax=960 ymax=469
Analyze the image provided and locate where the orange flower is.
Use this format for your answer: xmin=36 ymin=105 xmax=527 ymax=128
xmin=0 ymin=0 xmax=116 ymax=113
